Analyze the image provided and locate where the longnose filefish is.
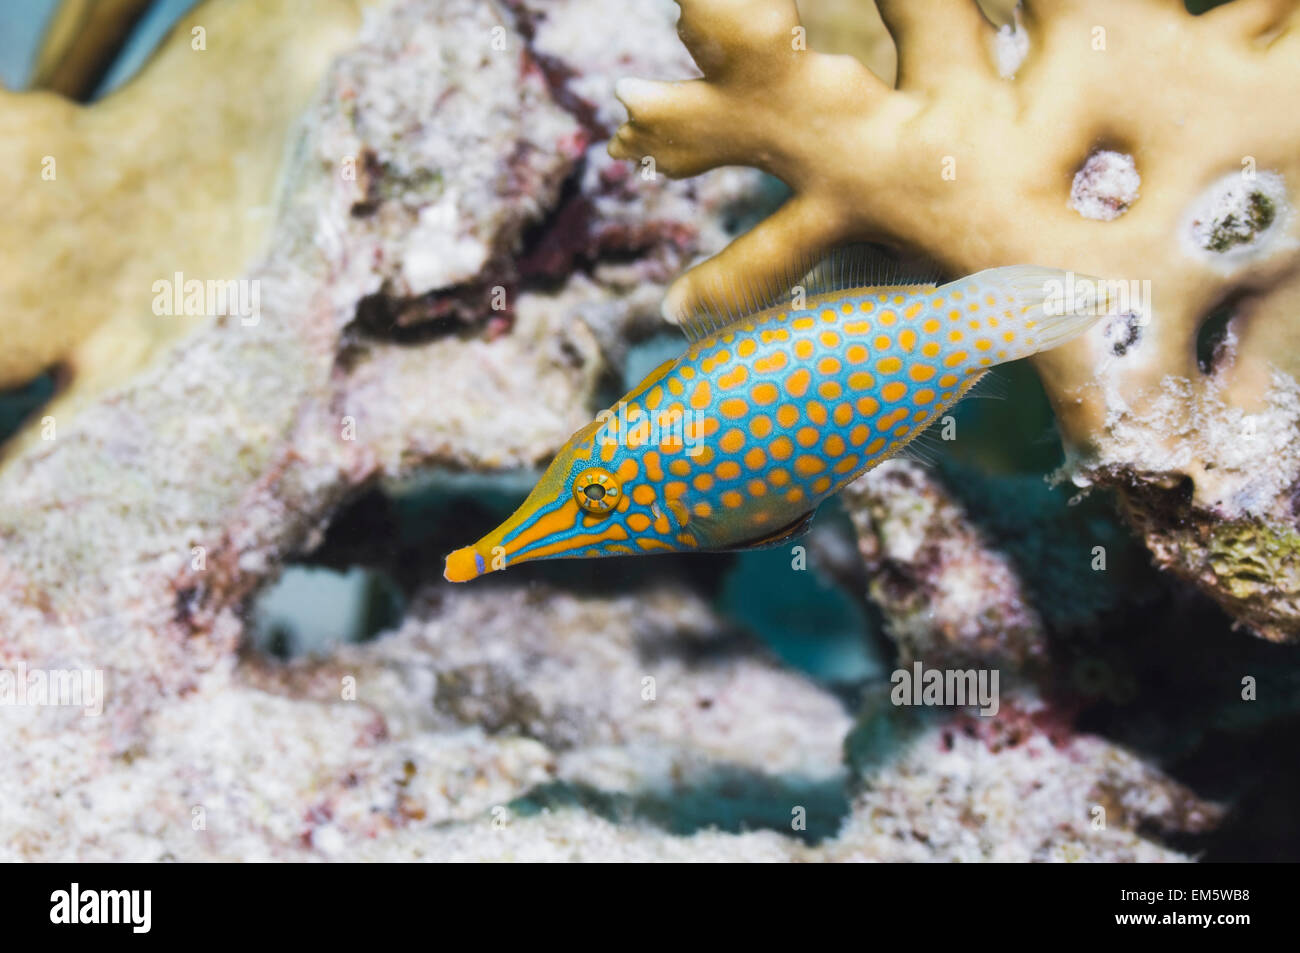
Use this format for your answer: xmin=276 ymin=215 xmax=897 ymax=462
xmin=444 ymin=254 xmax=1109 ymax=582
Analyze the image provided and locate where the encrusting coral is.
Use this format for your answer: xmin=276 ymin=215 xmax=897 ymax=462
xmin=611 ymin=0 xmax=1300 ymax=640
xmin=840 ymin=460 xmax=1047 ymax=672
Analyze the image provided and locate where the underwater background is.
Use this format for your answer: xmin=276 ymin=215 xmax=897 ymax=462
xmin=3 ymin=0 xmax=1299 ymax=861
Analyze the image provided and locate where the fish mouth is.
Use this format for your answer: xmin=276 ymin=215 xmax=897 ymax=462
xmin=444 ymin=546 xmax=489 ymax=583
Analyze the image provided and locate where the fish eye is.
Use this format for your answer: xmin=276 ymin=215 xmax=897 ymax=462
xmin=572 ymin=467 xmax=620 ymax=515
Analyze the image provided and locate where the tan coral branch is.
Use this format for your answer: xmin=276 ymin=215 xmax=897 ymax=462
xmin=610 ymin=0 xmax=1300 ymax=639
xmin=29 ymin=0 xmax=153 ymax=99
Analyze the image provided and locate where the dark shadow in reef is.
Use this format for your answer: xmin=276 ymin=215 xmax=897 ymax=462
xmin=932 ymin=457 xmax=1300 ymax=860
xmin=510 ymin=769 xmax=849 ymax=846
xmin=303 ymin=475 xmax=738 ymax=600
xmin=931 ymin=415 xmax=1300 ymax=859
xmin=296 ymin=471 xmax=883 ymax=690
xmin=1152 ymin=712 xmax=1300 ymax=863
xmin=0 ymin=371 xmax=57 ymax=446
xmin=1073 ymin=605 xmax=1300 ymax=863
xmin=924 ymin=355 xmax=1300 ymax=862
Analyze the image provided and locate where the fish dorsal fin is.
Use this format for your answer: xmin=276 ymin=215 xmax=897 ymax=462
xmin=664 ymin=243 xmax=943 ymax=342
xmin=704 ymin=508 xmax=817 ymax=552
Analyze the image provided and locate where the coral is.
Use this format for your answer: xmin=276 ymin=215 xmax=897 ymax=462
xmin=0 ymin=0 xmax=1224 ymax=862
xmin=1121 ymin=486 xmax=1300 ymax=642
xmin=797 ymin=0 xmax=896 ymax=86
xmin=839 ymin=460 xmax=1047 ymax=671
xmin=28 ymin=0 xmax=153 ymax=98
xmin=3 ymin=577 xmax=1212 ymax=861
xmin=609 ymin=0 xmax=1300 ymax=640
xmin=0 ymin=0 xmax=601 ymax=739
xmin=0 ymin=0 xmax=367 ymax=440
xmin=830 ymin=691 xmax=1221 ymax=862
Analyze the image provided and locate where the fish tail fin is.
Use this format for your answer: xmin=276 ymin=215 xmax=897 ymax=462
xmin=949 ymin=266 xmax=1113 ymax=364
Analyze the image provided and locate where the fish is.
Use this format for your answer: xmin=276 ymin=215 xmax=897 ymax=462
xmin=443 ymin=252 xmax=1110 ymax=582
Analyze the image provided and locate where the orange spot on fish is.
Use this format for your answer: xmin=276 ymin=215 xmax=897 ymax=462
xmin=643 ymin=452 xmax=664 ymax=481
xmin=785 ymin=368 xmax=812 ymax=397
xmin=795 ymin=455 xmax=825 ymax=476
xmin=718 ymin=365 xmax=749 ymax=389
xmin=719 ymin=398 xmax=749 ymax=419
xmin=909 ymin=364 xmax=936 ymax=382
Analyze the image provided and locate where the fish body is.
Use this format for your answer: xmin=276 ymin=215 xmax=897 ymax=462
xmin=444 ymin=263 xmax=1107 ymax=582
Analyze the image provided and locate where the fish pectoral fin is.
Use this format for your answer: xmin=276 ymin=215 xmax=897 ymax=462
xmin=705 ymin=508 xmax=817 ymax=552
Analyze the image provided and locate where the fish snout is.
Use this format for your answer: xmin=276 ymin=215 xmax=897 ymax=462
xmin=444 ymin=545 xmax=490 ymax=583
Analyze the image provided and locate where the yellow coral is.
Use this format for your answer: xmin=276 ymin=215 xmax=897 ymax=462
xmin=611 ymin=0 xmax=1300 ymax=638
xmin=0 ymin=0 xmax=367 ymax=405
xmin=612 ymin=0 xmax=1300 ymax=471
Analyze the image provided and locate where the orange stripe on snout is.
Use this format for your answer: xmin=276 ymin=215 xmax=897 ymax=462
xmin=504 ymin=502 xmax=582 ymax=558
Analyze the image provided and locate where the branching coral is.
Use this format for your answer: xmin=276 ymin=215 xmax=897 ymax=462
xmin=610 ymin=0 xmax=1300 ymax=639
xmin=28 ymin=0 xmax=153 ymax=98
